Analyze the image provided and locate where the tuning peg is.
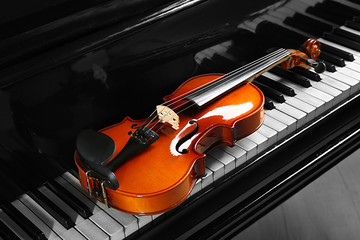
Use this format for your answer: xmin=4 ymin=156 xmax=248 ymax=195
xmin=301 ymin=58 xmax=326 ymax=73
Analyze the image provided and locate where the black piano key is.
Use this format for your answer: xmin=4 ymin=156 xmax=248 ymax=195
xmin=255 ymin=20 xmax=308 ymax=47
xmin=198 ymin=58 xmax=222 ymax=73
xmin=317 ymin=1 xmax=357 ymax=20
xmin=320 ymin=43 xmax=354 ymax=61
xmin=354 ymin=16 xmax=360 ymax=23
xmin=290 ymin=67 xmax=321 ymax=82
xmin=323 ymin=32 xmax=360 ymax=51
xmin=0 ymin=219 xmax=21 ymax=240
xmin=270 ymin=67 xmax=311 ymax=88
xmin=284 ymin=13 xmax=333 ymax=37
xmin=333 ymin=28 xmax=360 ymax=43
xmin=306 ymin=5 xmax=345 ymax=25
xmin=259 ymin=19 xmax=355 ymax=63
xmin=1 ymin=204 xmax=46 ymax=240
xmin=45 ymin=180 xmax=92 ymax=219
xmin=345 ymin=20 xmax=360 ymax=31
xmin=211 ymin=53 xmax=238 ymax=72
xmin=253 ymin=80 xmax=285 ymax=103
xmin=264 ymin=96 xmax=275 ymax=110
xmin=321 ymin=60 xmax=337 ymax=72
xmin=319 ymin=51 xmax=346 ymax=67
xmin=322 ymin=0 xmax=360 ymax=16
xmin=284 ymin=17 xmax=322 ymax=37
xmin=256 ymin=75 xmax=295 ymax=96
xmin=27 ymin=189 xmax=75 ymax=229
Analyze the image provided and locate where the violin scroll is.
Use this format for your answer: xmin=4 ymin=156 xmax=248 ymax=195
xmin=301 ymin=38 xmax=321 ymax=60
xmin=281 ymin=38 xmax=326 ymax=73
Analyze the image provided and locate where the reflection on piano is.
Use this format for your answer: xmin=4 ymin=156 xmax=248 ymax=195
xmin=0 ymin=0 xmax=360 ymax=239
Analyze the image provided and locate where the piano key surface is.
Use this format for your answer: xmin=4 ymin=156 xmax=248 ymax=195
xmin=2 ymin=1 xmax=360 ymax=239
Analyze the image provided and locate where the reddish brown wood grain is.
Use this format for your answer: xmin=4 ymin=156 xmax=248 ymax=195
xmin=75 ymin=74 xmax=264 ymax=215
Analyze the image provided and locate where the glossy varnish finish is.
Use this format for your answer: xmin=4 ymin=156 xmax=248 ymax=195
xmin=75 ymin=74 xmax=264 ymax=215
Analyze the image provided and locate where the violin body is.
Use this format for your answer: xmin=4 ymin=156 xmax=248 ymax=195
xmin=75 ymin=73 xmax=264 ymax=215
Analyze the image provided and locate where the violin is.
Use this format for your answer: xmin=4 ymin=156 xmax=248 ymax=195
xmin=74 ymin=38 xmax=325 ymax=215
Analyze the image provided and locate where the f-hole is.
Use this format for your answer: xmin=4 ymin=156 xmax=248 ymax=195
xmin=176 ymin=120 xmax=199 ymax=154
xmin=128 ymin=124 xmax=139 ymax=135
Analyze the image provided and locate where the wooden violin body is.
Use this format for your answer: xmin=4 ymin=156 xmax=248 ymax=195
xmin=75 ymin=74 xmax=264 ymax=215
xmin=75 ymin=38 xmax=324 ymax=215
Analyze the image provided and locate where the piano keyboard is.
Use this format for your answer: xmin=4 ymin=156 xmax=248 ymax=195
xmin=1 ymin=0 xmax=360 ymax=239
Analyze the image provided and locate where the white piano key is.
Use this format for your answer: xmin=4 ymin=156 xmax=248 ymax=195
xmin=318 ymin=73 xmax=350 ymax=99
xmin=11 ymin=199 xmax=59 ymax=240
xmin=201 ymin=167 xmax=214 ymax=189
xmin=235 ymin=138 xmax=258 ymax=160
xmin=256 ymin=124 xmax=278 ymax=146
xmin=205 ymin=155 xmax=225 ymax=181
xmin=0 ymin=209 xmax=31 ymax=240
xmin=339 ymin=25 xmax=360 ymax=36
xmin=75 ymin=219 xmax=109 ymax=240
xmin=263 ymin=72 xmax=326 ymax=115
xmin=340 ymin=61 xmax=360 ymax=75
xmin=56 ymin=176 xmax=124 ymax=239
xmin=336 ymin=68 xmax=360 ymax=92
xmin=318 ymin=38 xmax=360 ymax=58
xmin=89 ymin=211 xmax=124 ymax=240
xmin=59 ymin=228 xmax=87 ymax=240
xmin=60 ymin=173 xmax=126 ymax=239
xmin=344 ymin=61 xmax=360 ymax=74
xmin=283 ymin=97 xmax=316 ymax=123
xmin=310 ymin=81 xmax=342 ymax=106
xmin=63 ymin=175 xmax=137 ymax=238
xmin=281 ymin=81 xmax=334 ymax=109
xmin=246 ymin=131 xmax=268 ymax=153
xmin=265 ymin=109 xmax=297 ymax=134
xmin=55 ymin=176 xmax=102 ymax=215
xmin=293 ymin=91 xmax=325 ymax=116
xmin=74 ymin=193 xmax=134 ymax=237
xmin=63 ymin=172 xmax=138 ymax=237
xmin=272 ymin=102 xmax=307 ymax=128
xmin=37 ymin=185 xmax=107 ymax=240
xmin=18 ymin=193 xmax=67 ymax=237
xmin=322 ymin=71 xmax=359 ymax=95
xmin=135 ymin=215 xmax=152 ymax=229
xmin=220 ymin=144 xmax=247 ymax=167
xmin=151 ymin=214 xmax=163 ymax=221
xmin=18 ymin=194 xmax=85 ymax=240
xmin=190 ymin=178 xmax=202 ymax=196
xmin=38 ymin=185 xmax=84 ymax=225
xmin=208 ymin=148 xmax=236 ymax=174
xmin=263 ymin=115 xmax=287 ymax=140
xmin=51 ymin=236 xmax=62 ymax=240
xmin=95 ymin=205 xmax=138 ymax=238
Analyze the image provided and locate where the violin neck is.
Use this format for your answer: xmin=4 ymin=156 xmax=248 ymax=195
xmin=184 ymin=48 xmax=291 ymax=107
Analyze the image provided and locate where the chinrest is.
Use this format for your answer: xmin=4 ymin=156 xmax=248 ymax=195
xmin=76 ymin=129 xmax=115 ymax=165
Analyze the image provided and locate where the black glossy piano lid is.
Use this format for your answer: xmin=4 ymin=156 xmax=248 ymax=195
xmin=0 ymin=0 xmax=282 ymax=203
xmin=0 ymin=0 xmax=281 ymax=86
xmin=0 ymin=0 xmax=173 ymax=38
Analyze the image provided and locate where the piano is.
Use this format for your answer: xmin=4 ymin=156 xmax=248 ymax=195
xmin=0 ymin=0 xmax=360 ymax=239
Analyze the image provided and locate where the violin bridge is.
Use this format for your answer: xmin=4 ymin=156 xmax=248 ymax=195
xmin=156 ymin=105 xmax=180 ymax=130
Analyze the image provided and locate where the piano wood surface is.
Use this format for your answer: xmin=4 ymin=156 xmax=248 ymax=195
xmin=1 ymin=0 xmax=360 ymax=239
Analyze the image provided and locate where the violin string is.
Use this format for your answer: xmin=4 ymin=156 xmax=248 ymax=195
xmin=161 ymin=48 xmax=290 ymax=112
xmin=163 ymin=48 xmax=290 ymax=109
xmin=189 ymin=49 xmax=292 ymax=107
xmin=139 ymin=48 xmax=291 ymax=133
xmin=142 ymin=48 xmax=290 ymax=133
